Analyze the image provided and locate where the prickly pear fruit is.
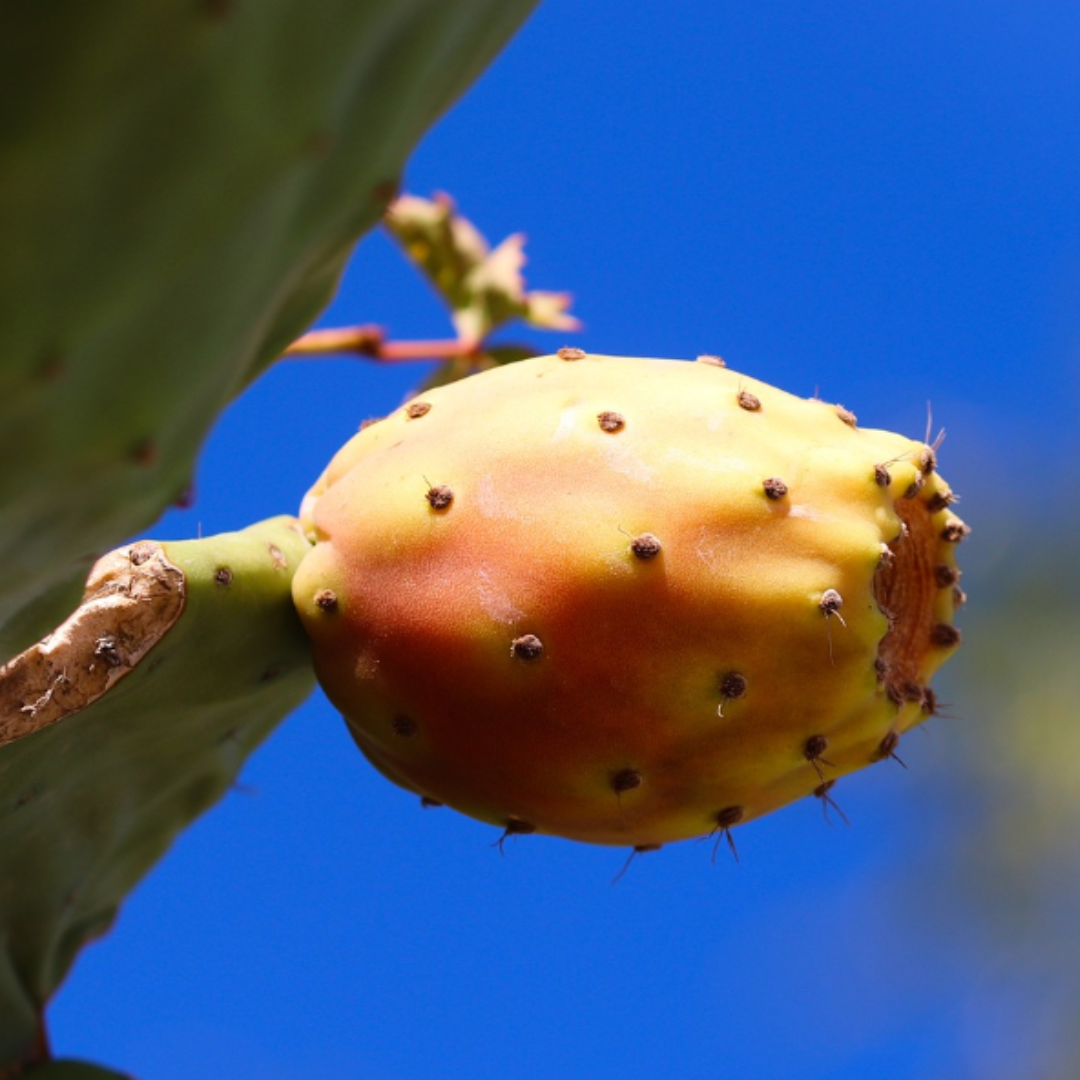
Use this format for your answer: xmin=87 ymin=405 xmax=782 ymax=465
xmin=293 ymin=353 xmax=967 ymax=848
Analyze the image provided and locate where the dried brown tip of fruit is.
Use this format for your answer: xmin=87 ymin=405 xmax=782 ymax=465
xmin=630 ymin=533 xmax=662 ymax=559
xmin=737 ymin=390 xmax=761 ymax=411
xmin=426 ymin=485 xmax=454 ymax=510
xmin=597 ymin=410 xmax=626 ymax=433
xmin=406 ymin=401 xmax=432 ymax=419
xmin=836 ymin=405 xmax=858 ymax=427
xmin=314 ymin=588 xmax=338 ymax=612
xmin=611 ymin=768 xmax=643 ymax=794
xmin=874 ymin=464 xmax=892 ymax=487
xmin=904 ymin=476 xmax=925 ymax=499
xmin=510 ymin=634 xmax=544 ymax=661
xmin=926 ymin=492 xmax=955 ymax=513
xmin=919 ymin=447 xmax=937 ymax=473
xmin=762 ymin=477 xmax=788 ymax=500
xmin=557 ymin=347 xmax=586 ymax=361
xmin=214 ymin=567 xmax=233 ymax=586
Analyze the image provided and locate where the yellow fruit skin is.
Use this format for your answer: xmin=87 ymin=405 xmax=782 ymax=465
xmin=293 ymin=354 xmax=965 ymax=847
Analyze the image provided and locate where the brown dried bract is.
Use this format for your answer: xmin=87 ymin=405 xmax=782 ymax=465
xmin=0 ymin=545 xmax=186 ymax=746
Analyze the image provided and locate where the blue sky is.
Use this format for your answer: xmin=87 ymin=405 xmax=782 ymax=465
xmin=52 ymin=3 xmax=1080 ymax=1077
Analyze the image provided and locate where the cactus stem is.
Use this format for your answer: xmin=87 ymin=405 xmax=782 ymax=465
xmin=284 ymin=325 xmax=483 ymax=365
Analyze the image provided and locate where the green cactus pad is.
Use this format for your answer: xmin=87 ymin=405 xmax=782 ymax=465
xmin=0 ymin=518 xmax=314 ymax=1071
xmin=0 ymin=0 xmax=537 ymax=655
xmin=295 ymin=353 xmax=968 ymax=850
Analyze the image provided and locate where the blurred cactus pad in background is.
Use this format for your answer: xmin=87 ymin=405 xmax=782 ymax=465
xmin=3 ymin=2 xmax=1080 ymax=1079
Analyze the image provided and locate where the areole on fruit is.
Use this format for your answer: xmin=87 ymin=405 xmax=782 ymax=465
xmin=293 ymin=353 xmax=966 ymax=849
